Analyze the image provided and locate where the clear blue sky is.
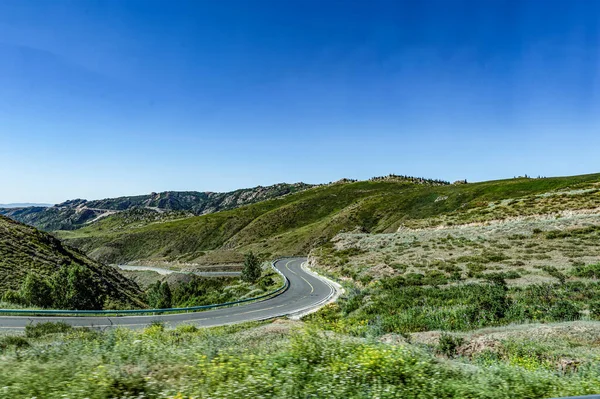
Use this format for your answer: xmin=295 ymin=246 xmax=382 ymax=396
xmin=1 ymin=0 xmax=599 ymax=204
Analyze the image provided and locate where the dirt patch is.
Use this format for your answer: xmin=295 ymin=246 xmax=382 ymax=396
xmin=378 ymin=333 xmax=407 ymax=346
xmin=456 ymin=337 xmax=503 ymax=357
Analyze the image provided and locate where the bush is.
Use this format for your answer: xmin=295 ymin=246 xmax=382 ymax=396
xmin=549 ymin=301 xmax=580 ymax=321
xmin=50 ymin=263 xmax=106 ymax=310
xmin=423 ymin=270 xmax=448 ymax=286
xmin=467 ymin=263 xmax=486 ymax=277
xmin=571 ymin=263 xmax=600 ymax=279
xmin=404 ymin=273 xmax=424 ymax=286
xmin=146 ymin=281 xmax=172 ymax=309
xmin=0 ymin=335 xmax=30 ymax=351
xmin=543 ymin=266 xmax=567 ymax=284
xmin=258 ymin=275 xmax=275 ymax=290
xmin=590 ymin=301 xmax=600 ymax=318
xmin=484 ymin=273 xmax=508 ymax=288
xmin=106 ymin=373 xmax=152 ymax=398
xmin=25 ymin=322 xmax=73 ymax=338
xmin=1 ymin=289 xmax=27 ymax=305
xmin=20 ymin=272 xmax=53 ymax=307
xmin=438 ymin=333 xmax=464 ymax=358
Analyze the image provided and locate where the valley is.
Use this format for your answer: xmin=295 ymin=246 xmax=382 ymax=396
xmin=3 ymin=172 xmax=600 ymax=398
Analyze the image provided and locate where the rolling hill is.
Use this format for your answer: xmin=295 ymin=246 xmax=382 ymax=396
xmin=57 ymin=173 xmax=600 ymax=265
xmin=0 ymin=215 xmax=144 ymax=308
xmin=0 ymin=182 xmax=312 ymax=231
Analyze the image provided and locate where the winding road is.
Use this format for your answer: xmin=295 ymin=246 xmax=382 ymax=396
xmin=0 ymin=257 xmax=336 ymax=331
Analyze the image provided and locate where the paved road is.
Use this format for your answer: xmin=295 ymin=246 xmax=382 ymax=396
xmin=0 ymin=257 xmax=334 ymax=331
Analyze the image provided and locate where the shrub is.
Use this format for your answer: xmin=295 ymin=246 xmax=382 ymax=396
xmin=543 ymin=266 xmax=567 ymax=284
xmin=404 ymin=273 xmax=424 ymax=286
xmin=549 ymin=301 xmax=580 ymax=321
xmin=50 ymin=263 xmax=105 ymax=310
xmin=381 ymin=275 xmax=406 ymax=290
xmin=466 ymin=284 xmax=510 ymax=325
xmin=146 ymin=281 xmax=172 ymax=309
xmin=1 ymin=289 xmax=27 ymax=305
xmin=467 ymin=263 xmax=486 ymax=277
xmin=106 ymin=373 xmax=152 ymax=398
xmin=571 ymin=263 xmax=600 ymax=279
xmin=484 ymin=273 xmax=508 ymax=288
xmin=359 ymin=274 xmax=373 ymax=285
xmin=423 ymin=270 xmax=448 ymax=286
xmin=0 ymin=335 xmax=30 ymax=351
xmin=590 ymin=301 xmax=600 ymax=318
xmin=25 ymin=322 xmax=72 ymax=338
xmin=20 ymin=273 xmax=53 ymax=307
xmin=174 ymin=324 xmax=198 ymax=334
xmin=258 ymin=275 xmax=275 ymax=290
xmin=438 ymin=333 xmax=464 ymax=358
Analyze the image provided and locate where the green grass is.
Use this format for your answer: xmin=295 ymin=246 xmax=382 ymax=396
xmin=2 ymin=321 xmax=600 ymax=398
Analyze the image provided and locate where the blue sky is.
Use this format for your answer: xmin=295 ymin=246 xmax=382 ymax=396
xmin=1 ymin=0 xmax=599 ymax=204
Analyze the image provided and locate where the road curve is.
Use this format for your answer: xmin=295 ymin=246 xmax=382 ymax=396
xmin=0 ymin=258 xmax=334 ymax=331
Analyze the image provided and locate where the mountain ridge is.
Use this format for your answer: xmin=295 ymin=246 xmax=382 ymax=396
xmin=0 ymin=203 xmax=53 ymax=208
xmin=0 ymin=182 xmax=313 ymax=231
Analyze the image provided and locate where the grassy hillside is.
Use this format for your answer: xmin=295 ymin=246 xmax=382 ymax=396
xmin=58 ymin=173 xmax=600 ymax=265
xmin=0 ymin=215 xmax=144 ymax=308
xmin=0 ymin=182 xmax=312 ymax=231
xmin=303 ymin=174 xmax=600 ymax=338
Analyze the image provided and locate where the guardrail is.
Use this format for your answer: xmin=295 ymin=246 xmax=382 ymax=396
xmin=0 ymin=260 xmax=290 ymax=316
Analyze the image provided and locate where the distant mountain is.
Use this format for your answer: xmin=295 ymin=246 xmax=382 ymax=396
xmin=0 ymin=203 xmax=53 ymax=208
xmin=0 ymin=183 xmax=313 ymax=232
xmin=0 ymin=215 xmax=144 ymax=308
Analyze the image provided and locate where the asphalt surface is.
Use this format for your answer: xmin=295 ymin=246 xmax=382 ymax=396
xmin=0 ymin=257 xmax=334 ymax=331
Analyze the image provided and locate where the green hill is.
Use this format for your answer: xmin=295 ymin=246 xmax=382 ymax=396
xmin=57 ymin=173 xmax=600 ymax=265
xmin=0 ymin=182 xmax=313 ymax=231
xmin=0 ymin=215 xmax=144 ymax=308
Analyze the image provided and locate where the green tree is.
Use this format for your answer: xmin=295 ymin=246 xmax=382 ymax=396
xmin=20 ymin=273 xmax=53 ymax=308
xmin=241 ymin=251 xmax=262 ymax=283
xmin=50 ymin=264 xmax=105 ymax=310
xmin=146 ymin=281 xmax=172 ymax=309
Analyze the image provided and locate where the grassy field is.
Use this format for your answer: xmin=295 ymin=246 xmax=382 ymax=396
xmin=2 ymin=320 xmax=600 ymax=398
xmin=57 ymin=173 xmax=600 ymax=266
